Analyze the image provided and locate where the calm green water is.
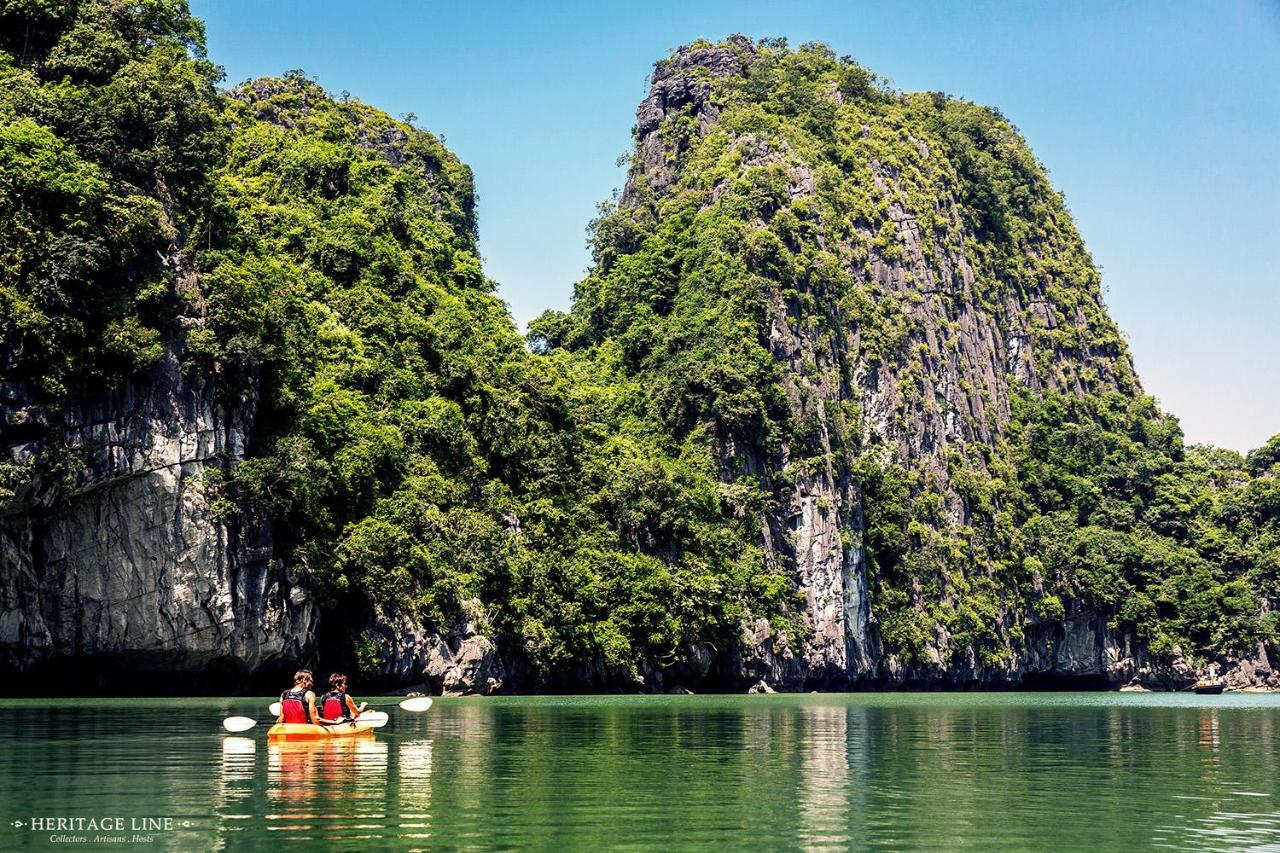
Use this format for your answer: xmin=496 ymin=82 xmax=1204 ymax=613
xmin=1 ymin=693 xmax=1279 ymax=850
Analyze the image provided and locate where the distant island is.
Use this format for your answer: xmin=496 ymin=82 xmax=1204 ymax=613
xmin=1 ymin=3 xmax=1276 ymax=695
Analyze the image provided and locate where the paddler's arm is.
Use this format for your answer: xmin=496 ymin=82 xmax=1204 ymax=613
xmin=345 ymin=694 xmax=362 ymax=719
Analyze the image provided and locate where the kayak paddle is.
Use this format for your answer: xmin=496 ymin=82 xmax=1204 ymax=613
xmin=221 ymin=710 xmax=390 ymax=733
xmin=223 ymin=716 xmax=259 ymax=732
xmin=398 ymin=696 xmax=433 ymax=712
xmin=267 ymin=696 xmax=433 ymax=716
xmin=347 ymin=710 xmax=390 ymax=727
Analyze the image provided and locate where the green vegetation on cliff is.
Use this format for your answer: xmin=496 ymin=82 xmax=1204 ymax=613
xmin=0 ymin=0 xmax=222 ymax=395
xmin=538 ymin=36 xmax=1279 ymax=673
xmin=202 ymin=73 xmax=794 ymax=682
xmin=1 ymin=2 xmax=793 ymax=685
xmin=2 ymin=10 xmax=1276 ymax=686
xmin=1009 ymin=397 xmax=1280 ymax=660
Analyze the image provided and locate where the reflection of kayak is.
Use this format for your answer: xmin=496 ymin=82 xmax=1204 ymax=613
xmin=267 ymin=720 xmax=378 ymax=741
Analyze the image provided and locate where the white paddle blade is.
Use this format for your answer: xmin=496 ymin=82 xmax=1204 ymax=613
xmin=268 ymin=701 xmax=281 ymax=716
xmin=360 ymin=711 xmax=390 ymax=728
xmin=399 ymin=696 xmax=433 ymax=712
xmin=223 ymin=716 xmax=258 ymax=733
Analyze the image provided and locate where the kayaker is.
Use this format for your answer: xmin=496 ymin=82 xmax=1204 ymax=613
xmin=320 ymin=672 xmax=367 ymax=723
xmin=276 ymin=669 xmax=328 ymax=725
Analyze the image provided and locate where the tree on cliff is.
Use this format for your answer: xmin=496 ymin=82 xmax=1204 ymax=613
xmin=1 ymin=10 xmax=1276 ymax=690
xmin=0 ymin=0 xmax=223 ymax=395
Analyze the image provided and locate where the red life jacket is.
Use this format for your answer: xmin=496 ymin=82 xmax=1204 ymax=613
xmin=280 ymin=688 xmax=311 ymax=724
xmin=321 ymin=690 xmax=349 ymax=721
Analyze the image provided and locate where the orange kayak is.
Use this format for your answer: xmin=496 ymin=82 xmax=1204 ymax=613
xmin=266 ymin=720 xmax=378 ymax=741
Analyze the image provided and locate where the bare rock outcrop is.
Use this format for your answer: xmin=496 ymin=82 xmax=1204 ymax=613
xmin=0 ymin=338 xmax=314 ymax=684
xmin=362 ymin=605 xmax=506 ymax=696
xmin=618 ymin=37 xmax=1153 ymax=691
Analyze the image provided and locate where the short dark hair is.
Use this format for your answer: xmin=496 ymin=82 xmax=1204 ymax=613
xmin=328 ymin=672 xmax=347 ymax=690
xmin=293 ymin=669 xmax=313 ymax=685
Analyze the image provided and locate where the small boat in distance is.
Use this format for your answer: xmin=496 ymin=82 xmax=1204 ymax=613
xmin=1192 ymin=664 xmax=1227 ymax=694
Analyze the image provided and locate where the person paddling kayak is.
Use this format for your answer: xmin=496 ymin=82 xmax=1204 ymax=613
xmin=320 ymin=672 xmax=367 ymax=723
xmin=277 ymin=669 xmax=330 ymax=725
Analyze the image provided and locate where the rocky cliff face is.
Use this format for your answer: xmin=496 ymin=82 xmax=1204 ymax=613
xmin=362 ymin=607 xmax=507 ymax=696
xmin=0 ymin=327 xmax=508 ymax=693
xmin=578 ymin=36 xmax=1258 ymax=691
xmin=3 ymin=15 xmax=1273 ymax=694
xmin=0 ymin=333 xmax=314 ymax=688
xmin=1 ymin=63 xmax=513 ymax=695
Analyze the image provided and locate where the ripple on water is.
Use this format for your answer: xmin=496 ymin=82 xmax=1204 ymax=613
xmin=1 ymin=694 xmax=1279 ymax=849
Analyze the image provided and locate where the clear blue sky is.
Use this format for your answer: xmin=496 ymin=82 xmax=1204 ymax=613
xmin=193 ymin=0 xmax=1280 ymax=452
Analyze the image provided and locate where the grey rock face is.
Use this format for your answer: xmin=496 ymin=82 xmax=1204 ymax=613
xmin=1020 ymin=609 xmax=1196 ymax=688
xmin=0 ymin=340 xmax=315 ymax=680
xmin=1223 ymin=644 xmax=1278 ymax=691
xmin=363 ymin=606 xmax=506 ymax=695
xmin=623 ymin=42 xmax=912 ymax=691
xmin=0 ymin=329 xmax=504 ymax=690
xmin=626 ymin=36 xmax=757 ymax=204
xmin=621 ymin=39 xmax=1160 ymax=692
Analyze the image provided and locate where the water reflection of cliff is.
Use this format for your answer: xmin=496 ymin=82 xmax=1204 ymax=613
xmin=797 ymin=704 xmax=867 ymax=848
xmin=202 ymin=698 xmax=1280 ymax=848
xmin=395 ymin=739 xmax=434 ymax=841
xmin=852 ymin=699 xmax=1280 ymax=849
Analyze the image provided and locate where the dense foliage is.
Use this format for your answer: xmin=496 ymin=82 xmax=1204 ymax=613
xmin=0 ymin=3 xmax=797 ymax=685
xmin=860 ymin=392 xmax=1280 ymax=666
xmin=539 ymin=37 xmax=1279 ymax=673
xmin=2 ymin=11 xmax=1276 ymax=685
xmin=198 ymin=75 xmax=798 ymax=684
xmin=0 ymin=0 xmax=222 ymax=395
xmin=1011 ymin=397 xmax=1280 ymax=659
